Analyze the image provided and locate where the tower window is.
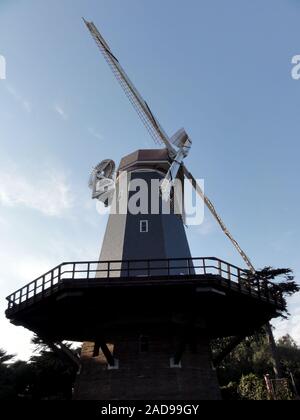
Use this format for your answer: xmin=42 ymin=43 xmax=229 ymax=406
xmin=140 ymin=220 xmax=148 ymax=233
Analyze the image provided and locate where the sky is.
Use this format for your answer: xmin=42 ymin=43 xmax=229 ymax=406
xmin=0 ymin=0 xmax=300 ymax=360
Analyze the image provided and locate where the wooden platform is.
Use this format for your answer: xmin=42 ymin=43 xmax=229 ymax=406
xmin=5 ymin=257 xmax=284 ymax=342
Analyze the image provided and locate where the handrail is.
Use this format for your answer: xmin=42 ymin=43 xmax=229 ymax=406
xmin=5 ymin=257 xmax=284 ymax=310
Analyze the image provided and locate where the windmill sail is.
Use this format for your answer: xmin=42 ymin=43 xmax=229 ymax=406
xmin=83 ymin=19 xmax=175 ymax=155
xmin=183 ymin=166 xmax=256 ymax=274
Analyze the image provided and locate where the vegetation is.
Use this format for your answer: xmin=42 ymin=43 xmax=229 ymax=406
xmin=0 ymin=333 xmax=299 ymax=400
xmin=0 ymin=338 xmax=79 ymax=400
xmin=214 ymin=267 xmax=300 ymax=400
xmin=244 ymin=267 xmax=299 ymax=316
xmin=215 ymin=333 xmax=300 ymax=400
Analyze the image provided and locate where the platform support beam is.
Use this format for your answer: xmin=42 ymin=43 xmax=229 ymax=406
xmin=98 ymin=341 xmax=115 ymax=367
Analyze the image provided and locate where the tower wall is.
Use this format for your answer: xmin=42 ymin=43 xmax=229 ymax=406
xmin=99 ymin=171 xmax=192 ymax=263
xmin=75 ymin=150 xmax=219 ymax=400
xmin=74 ymin=331 xmax=221 ymax=400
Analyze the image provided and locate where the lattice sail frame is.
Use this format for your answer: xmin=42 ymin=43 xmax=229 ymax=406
xmin=83 ymin=19 xmax=175 ymax=155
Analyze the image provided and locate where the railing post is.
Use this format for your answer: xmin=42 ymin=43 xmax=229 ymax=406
xmin=51 ymin=269 xmax=54 ymax=289
xmin=108 ymin=262 xmax=111 ymax=278
xmin=248 ymin=279 xmax=252 ymax=295
xmin=237 ymin=269 xmax=242 ymax=292
xmin=218 ymin=260 xmax=222 ymax=277
xmin=203 ymin=258 xmax=207 ymax=275
xmin=227 ymin=264 xmax=231 ymax=281
xmin=58 ymin=265 xmax=61 ymax=288
xmin=42 ymin=275 xmax=45 ymax=297
xmin=34 ymin=280 xmax=37 ymax=302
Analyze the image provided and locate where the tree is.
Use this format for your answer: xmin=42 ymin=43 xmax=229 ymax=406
xmin=28 ymin=336 xmax=80 ymax=400
xmin=0 ymin=349 xmax=17 ymax=400
xmin=0 ymin=339 xmax=80 ymax=400
xmin=217 ymin=333 xmax=300 ymax=400
xmin=243 ymin=267 xmax=298 ymax=378
xmin=246 ymin=267 xmax=299 ymax=317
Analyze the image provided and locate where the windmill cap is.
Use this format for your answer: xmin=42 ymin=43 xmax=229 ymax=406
xmin=118 ymin=149 xmax=172 ymax=173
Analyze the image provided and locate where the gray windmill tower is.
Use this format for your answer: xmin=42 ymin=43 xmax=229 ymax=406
xmin=5 ymin=19 xmax=285 ymax=401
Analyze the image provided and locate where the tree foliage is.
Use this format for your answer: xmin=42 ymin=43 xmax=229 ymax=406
xmin=246 ymin=267 xmax=299 ymax=316
xmin=238 ymin=374 xmax=268 ymax=400
xmin=216 ymin=333 xmax=300 ymax=400
xmin=0 ymin=338 xmax=79 ymax=400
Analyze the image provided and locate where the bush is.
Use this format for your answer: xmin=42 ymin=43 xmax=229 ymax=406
xmin=238 ymin=374 xmax=268 ymax=400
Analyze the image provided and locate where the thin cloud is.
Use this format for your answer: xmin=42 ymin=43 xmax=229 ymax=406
xmin=5 ymin=83 xmax=32 ymax=113
xmin=88 ymin=127 xmax=103 ymax=141
xmin=54 ymin=104 xmax=68 ymax=120
xmin=0 ymin=166 xmax=74 ymax=217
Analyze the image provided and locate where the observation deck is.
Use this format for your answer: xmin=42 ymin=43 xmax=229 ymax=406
xmin=5 ymin=257 xmax=284 ymax=342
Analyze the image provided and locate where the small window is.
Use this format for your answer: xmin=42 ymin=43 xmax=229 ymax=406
xmin=140 ymin=220 xmax=148 ymax=233
xmin=139 ymin=335 xmax=149 ymax=353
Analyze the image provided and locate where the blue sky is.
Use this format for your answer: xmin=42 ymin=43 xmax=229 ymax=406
xmin=0 ymin=0 xmax=300 ymax=359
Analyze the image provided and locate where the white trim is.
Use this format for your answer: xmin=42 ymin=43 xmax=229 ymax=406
xmin=107 ymin=359 xmax=119 ymax=370
xmin=170 ymin=357 xmax=182 ymax=369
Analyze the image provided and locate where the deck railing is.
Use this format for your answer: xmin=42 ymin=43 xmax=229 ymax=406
xmin=6 ymin=257 xmax=284 ymax=310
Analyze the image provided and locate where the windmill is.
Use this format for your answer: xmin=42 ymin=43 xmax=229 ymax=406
xmin=83 ymin=18 xmax=256 ymax=275
xmin=5 ymin=19 xmax=284 ymax=401
xmin=82 ymin=23 xmax=283 ymax=376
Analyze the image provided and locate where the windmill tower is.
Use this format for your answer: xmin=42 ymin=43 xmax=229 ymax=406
xmin=5 ymin=19 xmax=285 ymax=401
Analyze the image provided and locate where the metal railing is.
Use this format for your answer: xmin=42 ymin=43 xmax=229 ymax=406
xmin=6 ymin=257 xmax=284 ymax=310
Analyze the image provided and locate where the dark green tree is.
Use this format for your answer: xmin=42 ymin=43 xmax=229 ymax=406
xmin=28 ymin=336 xmax=80 ymax=400
xmin=0 ymin=349 xmax=17 ymax=400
